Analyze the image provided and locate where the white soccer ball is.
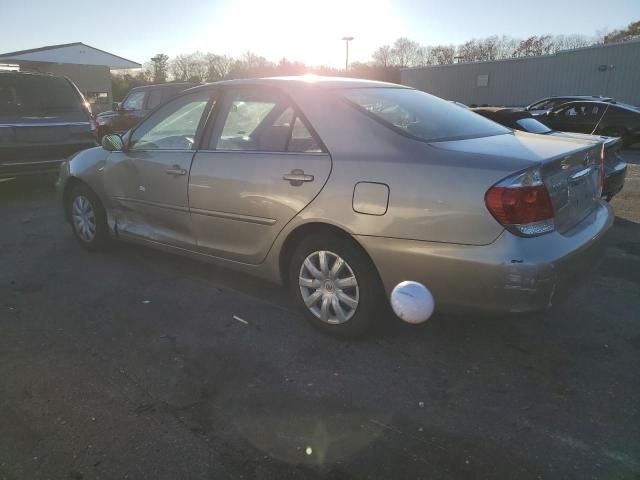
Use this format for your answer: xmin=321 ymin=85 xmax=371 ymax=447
xmin=390 ymin=281 xmax=435 ymax=324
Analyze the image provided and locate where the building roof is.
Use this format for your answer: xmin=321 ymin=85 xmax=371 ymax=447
xmin=0 ymin=42 xmax=141 ymax=69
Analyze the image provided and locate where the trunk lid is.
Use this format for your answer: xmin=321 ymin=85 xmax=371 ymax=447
xmin=433 ymin=131 xmax=602 ymax=234
xmin=540 ymin=143 xmax=602 ymax=234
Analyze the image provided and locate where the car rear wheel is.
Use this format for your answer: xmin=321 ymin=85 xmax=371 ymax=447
xmin=602 ymin=127 xmax=630 ymax=147
xmin=68 ymin=184 xmax=109 ymax=250
xmin=288 ymin=233 xmax=383 ymax=338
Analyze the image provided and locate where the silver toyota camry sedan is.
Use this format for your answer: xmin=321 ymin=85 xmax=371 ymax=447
xmin=57 ymin=76 xmax=613 ymax=337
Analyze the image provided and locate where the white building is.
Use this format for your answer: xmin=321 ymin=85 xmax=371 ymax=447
xmin=0 ymin=42 xmax=141 ymax=112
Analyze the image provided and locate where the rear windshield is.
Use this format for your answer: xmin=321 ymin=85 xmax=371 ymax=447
xmin=0 ymin=75 xmax=84 ymax=116
xmin=340 ymin=87 xmax=509 ymax=142
xmin=515 ymin=117 xmax=553 ymax=134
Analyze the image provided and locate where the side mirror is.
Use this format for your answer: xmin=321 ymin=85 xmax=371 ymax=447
xmin=101 ymin=134 xmax=125 ymax=152
xmin=112 ymin=102 xmax=121 ymax=111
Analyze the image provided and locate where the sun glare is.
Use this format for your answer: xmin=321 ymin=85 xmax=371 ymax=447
xmin=205 ymin=0 xmax=402 ymax=66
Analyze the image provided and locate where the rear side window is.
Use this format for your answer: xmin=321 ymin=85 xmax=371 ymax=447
xmin=213 ymin=90 xmax=322 ymax=153
xmin=340 ymin=88 xmax=509 ymax=142
xmin=528 ymin=99 xmax=559 ymax=111
xmin=146 ymin=88 xmax=164 ymax=110
xmin=146 ymin=87 xmax=186 ymax=110
xmin=0 ymin=75 xmax=83 ymax=116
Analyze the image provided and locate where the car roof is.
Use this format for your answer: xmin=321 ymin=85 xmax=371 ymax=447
xmin=187 ymin=75 xmax=408 ymax=92
xmin=543 ymin=95 xmax=614 ymax=101
xmin=130 ymin=82 xmax=197 ymax=93
xmin=554 ymin=100 xmax=639 ymax=112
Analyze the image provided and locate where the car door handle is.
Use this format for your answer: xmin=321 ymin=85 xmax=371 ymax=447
xmin=166 ymin=167 xmax=187 ymax=176
xmin=283 ymin=169 xmax=314 ymax=185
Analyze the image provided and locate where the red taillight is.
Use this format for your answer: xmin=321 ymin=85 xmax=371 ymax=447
xmin=485 ymin=168 xmax=555 ymax=236
xmin=486 ymin=185 xmax=554 ymax=224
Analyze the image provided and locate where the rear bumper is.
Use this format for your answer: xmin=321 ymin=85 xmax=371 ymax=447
xmin=603 ymin=162 xmax=627 ymax=200
xmin=357 ymin=201 xmax=613 ymax=314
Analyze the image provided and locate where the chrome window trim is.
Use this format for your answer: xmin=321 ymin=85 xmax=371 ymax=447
xmin=126 ymin=149 xmax=196 ymax=153
xmin=195 ymin=149 xmax=327 ymax=156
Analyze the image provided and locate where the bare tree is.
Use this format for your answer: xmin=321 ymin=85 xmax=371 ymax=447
xmin=229 ymin=51 xmax=274 ymax=78
xmin=372 ymin=45 xmax=393 ymax=67
xmin=457 ymin=40 xmax=479 ymax=63
xmin=204 ymin=53 xmax=234 ymax=81
xmin=494 ymin=36 xmax=520 ymax=59
xmin=415 ymin=46 xmax=435 ymax=66
xmin=430 ymin=45 xmax=456 ymax=65
xmin=552 ymin=34 xmax=592 ymax=52
xmin=170 ymin=53 xmax=208 ymax=82
xmin=187 ymin=52 xmax=208 ymax=82
xmin=390 ymin=37 xmax=422 ymax=67
xmin=170 ymin=54 xmax=192 ymax=81
xmin=477 ymin=36 xmax=500 ymax=61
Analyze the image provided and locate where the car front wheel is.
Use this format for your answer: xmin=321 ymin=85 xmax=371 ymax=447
xmin=288 ymin=234 xmax=384 ymax=338
xmin=68 ymin=184 xmax=109 ymax=250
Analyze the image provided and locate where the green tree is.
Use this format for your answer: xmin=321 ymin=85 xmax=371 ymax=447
xmin=111 ymin=72 xmax=150 ymax=102
xmin=150 ymin=54 xmax=169 ymax=83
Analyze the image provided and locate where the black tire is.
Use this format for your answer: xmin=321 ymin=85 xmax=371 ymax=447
xmin=288 ymin=233 xmax=384 ymax=338
xmin=68 ymin=184 xmax=110 ymax=251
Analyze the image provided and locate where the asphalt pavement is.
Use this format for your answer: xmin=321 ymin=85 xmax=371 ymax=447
xmin=0 ymin=152 xmax=639 ymax=480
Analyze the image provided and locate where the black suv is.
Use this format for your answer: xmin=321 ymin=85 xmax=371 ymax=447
xmin=0 ymin=71 xmax=97 ymax=178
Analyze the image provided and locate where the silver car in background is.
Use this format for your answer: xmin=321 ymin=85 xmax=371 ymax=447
xmin=57 ymin=77 xmax=613 ymax=337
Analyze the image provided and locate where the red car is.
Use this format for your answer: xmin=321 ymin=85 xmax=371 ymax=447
xmin=96 ymin=83 xmax=194 ymax=139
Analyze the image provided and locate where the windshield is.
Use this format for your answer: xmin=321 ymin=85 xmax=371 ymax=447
xmin=515 ymin=117 xmax=553 ymax=133
xmin=340 ymin=87 xmax=509 ymax=142
xmin=0 ymin=75 xmax=84 ymax=116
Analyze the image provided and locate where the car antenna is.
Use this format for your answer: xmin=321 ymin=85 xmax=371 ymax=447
xmin=590 ymin=102 xmax=611 ymax=136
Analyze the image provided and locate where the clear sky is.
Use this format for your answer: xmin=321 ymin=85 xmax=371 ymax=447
xmin=1 ymin=0 xmax=638 ymax=67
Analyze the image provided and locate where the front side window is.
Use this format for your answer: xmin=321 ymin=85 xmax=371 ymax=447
xmin=213 ymin=90 xmax=322 ymax=153
xmin=122 ymin=91 xmax=146 ymax=111
xmin=341 ymin=87 xmax=508 ymax=142
xmin=129 ymin=91 xmax=210 ymax=150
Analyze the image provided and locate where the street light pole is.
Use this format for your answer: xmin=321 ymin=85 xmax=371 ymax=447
xmin=342 ymin=36 xmax=354 ymax=71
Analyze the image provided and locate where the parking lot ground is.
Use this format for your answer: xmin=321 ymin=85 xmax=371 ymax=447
xmin=1 ymin=152 xmax=639 ymax=480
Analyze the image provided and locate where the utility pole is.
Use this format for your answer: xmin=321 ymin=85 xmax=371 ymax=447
xmin=342 ymin=36 xmax=354 ymax=71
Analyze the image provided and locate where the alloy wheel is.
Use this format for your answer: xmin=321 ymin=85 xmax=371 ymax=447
xmin=72 ymin=195 xmax=97 ymax=243
xmin=298 ymin=250 xmax=360 ymax=324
